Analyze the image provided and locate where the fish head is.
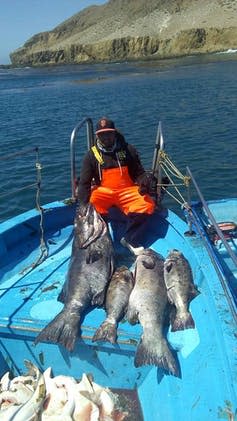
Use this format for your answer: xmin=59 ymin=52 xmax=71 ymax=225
xmin=164 ymin=249 xmax=184 ymax=273
xmin=164 ymin=260 xmax=173 ymax=273
xmin=164 ymin=251 xmax=178 ymax=275
xmin=167 ymin=249 xmax=183 ymax=259
xmin=135 ymin=250 xmax=157 ymax=270
xmin=74 ymin=203 xmax=94 ymax=227
xmin=134 ymin=248 xmax=164 ymax=279
xmin=111 ymin=266 xmax=134 ymax=288
xmin=74 ymin=203 xmax=107 ymax=248
xmin=164 ymin=249 xmax=194 ymax=288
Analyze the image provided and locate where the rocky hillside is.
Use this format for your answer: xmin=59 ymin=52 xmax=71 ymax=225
xmin=10 ymin=0 xmax=237 ymax=66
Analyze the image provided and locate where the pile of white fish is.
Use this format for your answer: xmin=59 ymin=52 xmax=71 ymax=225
xmin=0 ymin=360 xmax=127 ymax=421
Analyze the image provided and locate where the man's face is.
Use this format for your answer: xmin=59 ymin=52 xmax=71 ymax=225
xmin=98 ymin=132 xmax=116 ymax=149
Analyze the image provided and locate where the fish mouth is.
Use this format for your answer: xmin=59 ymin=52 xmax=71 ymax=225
xmin=168 ymin=249 xmax=182 ymax=257
xmin=91 ymin=207 xmax=108 ymax=238
xmin=76 ymin=204 xmax=108 ymax=249
xmin=164 ymin=257 xmax=176 ymax=264
xmin=79 ymin=203 xmax=91 ymax=217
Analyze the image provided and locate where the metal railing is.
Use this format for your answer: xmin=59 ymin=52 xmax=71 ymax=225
xmin=185 ymin=166 xmax=237 ymax=318
xmin=70 ymin=118 xmax=165 ymax=203
xmin=70 ymin=117 xmax=94 ymax=199
xmin=151 ymin=121 xmax=165 ymax=204
xmin=186 ymin=166 xmax=237 ymax=268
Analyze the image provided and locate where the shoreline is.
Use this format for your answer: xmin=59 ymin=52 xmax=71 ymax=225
xmin=1 ymin=49 xmax=237 ymax=71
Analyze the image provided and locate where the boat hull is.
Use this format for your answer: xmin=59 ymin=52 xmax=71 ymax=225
xmin=0 ymin=200 xmax=236 ymax=420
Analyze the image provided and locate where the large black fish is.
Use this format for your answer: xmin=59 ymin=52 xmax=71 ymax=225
xmin=92 ymin=266 xmax=134 ymax=344
xmin=127 ymin=248 xmax=179 ymax=377
xmin=35 ymin=203 xmax=114 ymax=351
xmin=164 ymin=249 xmax=200 ymax=331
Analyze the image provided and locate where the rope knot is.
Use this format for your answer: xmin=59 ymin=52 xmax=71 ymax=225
xmin=36 ymin=162 xmax=42 ymax=170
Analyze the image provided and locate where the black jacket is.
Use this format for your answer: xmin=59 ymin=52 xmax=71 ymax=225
xmin=77 ymin=134 xmax=147 ymax=203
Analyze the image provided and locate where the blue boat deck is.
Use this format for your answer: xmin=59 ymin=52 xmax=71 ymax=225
xmin=191 ymin=198 xmax=237 ymax=304
xmin=0 ymin=200 xmax=237 ymax=420
xmin=208 ymin=199 xmax=237 ymax=284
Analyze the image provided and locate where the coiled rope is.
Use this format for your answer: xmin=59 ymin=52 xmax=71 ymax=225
xmin=157 ymin=150 xmax=191 ymax=208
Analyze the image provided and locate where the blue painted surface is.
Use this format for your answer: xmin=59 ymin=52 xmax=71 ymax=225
xmin=0 ymin=200 xmax=236 ymax=420
xmin=190 ymin=198 xmax=237 ymax=306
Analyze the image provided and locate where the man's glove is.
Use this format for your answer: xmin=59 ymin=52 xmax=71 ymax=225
xmin=138 ymin=173 xmax=151 ymax=195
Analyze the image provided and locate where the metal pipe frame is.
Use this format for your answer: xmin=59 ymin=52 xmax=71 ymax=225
xmin=186 ymin=166 xmax=237 ymax=269
xmin=70 ymin=117 xmax=94 ymax=199
xmin=151 ymin=121 xmax=165 ymax=204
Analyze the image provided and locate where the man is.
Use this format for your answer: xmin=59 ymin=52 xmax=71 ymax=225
xmin=77 ymin=117 xmax=155 ymax=255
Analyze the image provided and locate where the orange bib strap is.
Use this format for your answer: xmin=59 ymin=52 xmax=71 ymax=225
xmin=101 ymin=167 xmax=134 ymax=189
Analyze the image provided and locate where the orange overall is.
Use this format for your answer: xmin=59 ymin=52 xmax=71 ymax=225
xmin=90 ymin=166 xmax=155 ymax=215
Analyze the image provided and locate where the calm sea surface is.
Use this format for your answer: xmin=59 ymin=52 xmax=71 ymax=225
xmin=0 ymin=53 xmax=237 ymax=222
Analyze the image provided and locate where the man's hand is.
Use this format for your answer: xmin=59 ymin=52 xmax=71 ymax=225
xmin=138 ymin=174 xmax=151 ymax=195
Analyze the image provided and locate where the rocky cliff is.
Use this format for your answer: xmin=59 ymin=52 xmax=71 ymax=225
xmin=10 ymin=0 xmax=237 ymax=66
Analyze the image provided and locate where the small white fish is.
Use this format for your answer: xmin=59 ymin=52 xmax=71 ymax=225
xmin=0 ymin=364 xmax=128 ymax=421
xmin=0 ymin=404 xmax=22 ymax=420
xmin=0 ymin=383 xmax=33 ymax=406
xmin=11 ymin=376 xmax=35 ymax=391
xmin=10 ymin=361 xmax=46 ymax=421
xmin=73 ymin=375 xmax=100 ymax=421
xmin=0 ymin=372 xmax=11 ymax=392
xmin=42 ymin=369 xmax=75 ymax=420
xmin=53 ymin=377 xmax=75 ymax=420
xmin=76 ymin=374 xmax=128 ymax=421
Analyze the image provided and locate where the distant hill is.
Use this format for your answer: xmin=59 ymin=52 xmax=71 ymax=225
xmin=10 ymin=0 xmax=237 ymax=66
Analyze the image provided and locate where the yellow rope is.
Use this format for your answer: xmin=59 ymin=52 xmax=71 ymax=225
xmin=158 ymin=150 xmax=191 ymax=206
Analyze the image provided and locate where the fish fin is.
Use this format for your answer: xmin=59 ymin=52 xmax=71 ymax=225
xmin=57 ymin=288 xmax=66 ymax=303
xmin=126 ymin=307 xmax=139 ymax=325
xmin=91 ymin=290 xmax=106 ymax=307
xmin=34 ymin=310 xmax=80 ymax=352
xmin=163 ymin=303 xmax=174 ymax=328
xmin=189 ymin=284 xmax=200 ymax=301
xmin=171 ymin=311 xmax=195 ymax=331
xmin=92 ymin=321 xmax=117 ymax=344
xmin=134 ymin=336 xmax=180 ymax=377
xmin=127 ymin=315 xmax=138 ymax=325
xmin=43 ymin=394 xmax=51 ymax=411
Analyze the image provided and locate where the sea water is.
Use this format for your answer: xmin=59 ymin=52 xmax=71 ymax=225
xmin=0 ymin=53 xmax=237 ymax=222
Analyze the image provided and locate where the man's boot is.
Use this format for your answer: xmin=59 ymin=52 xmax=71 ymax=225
xmin=120 ymin=213 xmax=148 ymax=255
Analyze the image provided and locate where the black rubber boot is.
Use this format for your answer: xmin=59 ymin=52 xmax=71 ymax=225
xmin=120 ymin=213 xmax=148 ymax=255
xmin=101 ymin=214 xmax=109 ymax=225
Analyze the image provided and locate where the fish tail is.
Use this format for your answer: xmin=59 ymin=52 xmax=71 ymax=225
xmin=171 ymin=311 xmax=195 ymax=331
xmin=92 ymin=320 xmax=117 ymax=344
xmin=35 ymin=310 xmax=80 ymax=352
xmin=189 ymin=285 xmax=200 ymax=301
xmin=134 ymin=335 xmax=180 ymax=377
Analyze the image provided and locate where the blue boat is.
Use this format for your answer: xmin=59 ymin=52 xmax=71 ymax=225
xmin=0 ymin=119 xmax=236 ymax=420
xmin=187 ymin=194 xmax=237 ymax=308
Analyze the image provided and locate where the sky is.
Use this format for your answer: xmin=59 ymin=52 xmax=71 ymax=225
xmin=0 ymin=0 xmax=106 ymax=65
